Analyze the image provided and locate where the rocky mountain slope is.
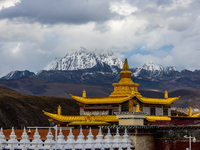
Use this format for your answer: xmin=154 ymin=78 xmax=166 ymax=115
xmin=1 ymin=70 xmax=35 ymax=80
xmin=1 ymin=49 xmax=200 ymax=102
xmin=0 ymin=86 xmax=79 ymax=129
xmin=43 ymin=47 xmax=123 ymax=73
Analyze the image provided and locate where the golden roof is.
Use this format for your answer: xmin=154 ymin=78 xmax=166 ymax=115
xmin=70 ymin=94 xmax=131 ymax=104
xmin=68 ymin=122 xmax=111 ymax=125
xmin=146 ymin=116 xmax=171 ymax=122
xmin=71 ymin=94 xmax=180 ymax=105
xmin=70 ymin=58 xmax=180 ymax=105
xmin=137 ymin=96 xmax=181 ymax=105
xmin=43 ymin=110 xmax=118 ymax=123
xmin=191 ymin=113 xmax=200 ymax=117
xmin=43 ymin=110 xmax=172 ymax=124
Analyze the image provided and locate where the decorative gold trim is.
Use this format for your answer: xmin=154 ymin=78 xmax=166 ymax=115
xmin=146 ymin=116 xmax=171 ymax=122
xmin=43 ymin=110 xmax=118 ymax=123
xmin=68 ymin=122 xmax=111 ymax=125
xmin=71 ymin=94 xmax=180 ymax=105
xmin=136 ymin=96 xmax=180 ymax=105
xmin=70 ymin=95 xmax=131 ymax=104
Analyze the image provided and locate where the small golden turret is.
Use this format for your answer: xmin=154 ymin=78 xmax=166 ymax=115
xmin=188 ymin=106 xmax=193 ymax=117
xmin=57 ymin=105 xmax=62 ymax=115
xmin=164 ymin=90 xmax=168 ymax=99
xmin=82 ymin=89 xmax=87 ymax=98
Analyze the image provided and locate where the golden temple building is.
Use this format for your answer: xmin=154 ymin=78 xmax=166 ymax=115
xmin=43 ymin=58 xmax=181 ymax=127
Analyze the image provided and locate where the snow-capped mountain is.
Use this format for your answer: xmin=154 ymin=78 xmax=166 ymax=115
xmin=43 ymin=47 xmax=123 ymax=73
xmin=1 ymin=70 xmax=35 ymax=80
xmin=132 ymin=61 xmax=179 ymax=79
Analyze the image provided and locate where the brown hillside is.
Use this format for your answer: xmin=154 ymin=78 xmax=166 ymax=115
xmin=0 ymin=86 xmax=79 ymax=129
xmin=0 ymin=77 xmax=112 ymax=98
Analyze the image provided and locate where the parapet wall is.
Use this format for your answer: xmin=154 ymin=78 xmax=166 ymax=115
xmin=0 ymin=127 xmax=133 ymax=150
xmin=154 ymin=126 xmax=200 ymax=150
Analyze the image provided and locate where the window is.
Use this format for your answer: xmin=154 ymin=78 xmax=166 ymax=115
xmin=122 ymin=107 xmax=129 ymax=112
xmin=150 ymin=108 xmax=155 ymax=115
xmin=163 ymin=108 xmax=168 ymax=116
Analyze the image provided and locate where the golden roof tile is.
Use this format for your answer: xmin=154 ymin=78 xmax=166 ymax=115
xmin=136 ymin=96 xmax=180 ymax=105
xmin=43 ymin=110 xmax=118 ymax=123
xmin=70 ymin=94 xmax=131 ymax=104
xmin=146 ymin=116 xmax=171 ymax=122
xmin=71 ymin=94 xmax=180 ymax=105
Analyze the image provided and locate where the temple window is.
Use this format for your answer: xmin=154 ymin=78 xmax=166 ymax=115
xmin=140 ymin=106 xmax=143 ymax=112
xmin=163 ymin=108 xmax=168 ymax=116
xmin=122 ymin=107 xmax=129 ymax=112
xmin=150 ymin=108 xmax=156 ymax=115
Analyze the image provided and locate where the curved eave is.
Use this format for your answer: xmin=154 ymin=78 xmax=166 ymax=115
xmin=43 ymin=110 xmax=86 ymax=122
xmin=137 ymin=96 xmax=181 ymax=105
xmin=68 ymin=122 xmax=111 ymax=125
xmin=191 ymin=113 xmax=200 ymax=117
xmin=146 ymin=116 xmax=171 ymax=122
xmin=70 ymin=94 xmax=131 ymax=104
xmin=43 ymin=110 xmax=118 ymax=123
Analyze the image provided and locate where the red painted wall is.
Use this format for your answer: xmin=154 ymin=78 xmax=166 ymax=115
xmin=155 ymin=141 xmax=200 ymax=150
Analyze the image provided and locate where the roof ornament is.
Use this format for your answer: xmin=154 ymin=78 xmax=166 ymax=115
xmin=122 ymin=58 xmax=130 ymax=71
xmin=188 ymin=106 xmax=193 ymax=117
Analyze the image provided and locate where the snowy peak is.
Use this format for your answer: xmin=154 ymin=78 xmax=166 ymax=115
xmin=166 ymin=66 xmax=177 ymax=71
xmin=1 ymin=70 xmax=35 ymax=80
xmin=43 ymin=48 xmax=123 ymax=72
xmin=142 ymin=61 xmax=164 ymax=71
xmin=132 ymin=61 xmax=178 ymax=79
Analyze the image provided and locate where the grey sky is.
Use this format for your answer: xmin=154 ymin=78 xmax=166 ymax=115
xmin=0 ymin=0 xmax=200 ymax=77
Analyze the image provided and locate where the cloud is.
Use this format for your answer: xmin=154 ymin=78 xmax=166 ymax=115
xmin=0 ymin=0 xmax=20 ymax=10
xmin=0 ymin=0 xmax=200 ymax=77
xmin=0 ymin=0 xmax=115 ymax=24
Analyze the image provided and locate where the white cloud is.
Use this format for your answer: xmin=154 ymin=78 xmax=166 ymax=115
xmin=0 ymin=0 xmax=20 ymax=10
xmin=110 ymin=1 xmax=138 ymax=16
xmin=0 ymin=0 xmax=200 ymax=77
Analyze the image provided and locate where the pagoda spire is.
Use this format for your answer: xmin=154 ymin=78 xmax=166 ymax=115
xmin=122 ymin=58 xmax=130 ymax=71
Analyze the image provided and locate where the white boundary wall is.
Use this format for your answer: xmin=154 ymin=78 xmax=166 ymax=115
xmin=0 ymin=127 xmax=134 ymax=150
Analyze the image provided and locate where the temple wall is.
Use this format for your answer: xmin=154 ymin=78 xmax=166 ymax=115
xmin=112 ymin=107 xmax=120 ymax=115
xmin=168 ymin=108 xmax=171 ymax=116
xmin=119 ymin=119 xmax=144 ymax=125
xmin=80 ymin=108 xmax=84 ymax=115
xmin=130 ymin=135 xmax=155 ymax=150
xmin=143 ymin=107 xmax=150 ymax=115
xmin=156 ymin=107 xmax=163 ymax=116
xmin=154 ymin=126 xmax=200 ymax=150
xmin=83 ymin=110 xmax=109 ymax=115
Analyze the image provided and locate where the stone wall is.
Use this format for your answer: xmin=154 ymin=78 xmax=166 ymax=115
xmin=130 ymin=135 xmax=155 ymax=150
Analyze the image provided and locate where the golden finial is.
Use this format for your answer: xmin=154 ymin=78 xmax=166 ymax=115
xmin=188 ymin=106 xmax=193 ymax=117
xmin=57 ymin=105 xmax=62 ymax=115
xmin=122 ymin=58 xmax=130 ymax=71
xmin=82 ymin=89 xmax=87 ymax=98
xmin=164 ymin=90 xmax=168 ymax=99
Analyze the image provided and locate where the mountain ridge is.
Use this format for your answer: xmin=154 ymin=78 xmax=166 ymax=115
xmin=1 ymin=49 xmax=200 ymax=95
xmin=43 ymin=47 xmax=123 ymax=72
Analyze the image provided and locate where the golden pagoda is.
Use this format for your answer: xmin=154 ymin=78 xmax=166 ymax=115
xmin=43 ymin=58 xmax=180 ymax=126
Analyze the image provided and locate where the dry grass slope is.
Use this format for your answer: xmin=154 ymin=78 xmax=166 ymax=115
xmin=0 ymin=86 xmax=79 ymax=129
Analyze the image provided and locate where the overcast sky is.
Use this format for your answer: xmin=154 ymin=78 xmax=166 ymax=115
xmin=0 ymin=0 xmax=200 ymax=77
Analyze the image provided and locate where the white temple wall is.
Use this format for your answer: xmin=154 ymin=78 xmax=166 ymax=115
xmin=143 ymin=107 xmax=150 ymax=115
xmin=0 ymin=127 xmax=134 ymax=150
xmin=156 ymin=108 xmax=163 ymax=116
